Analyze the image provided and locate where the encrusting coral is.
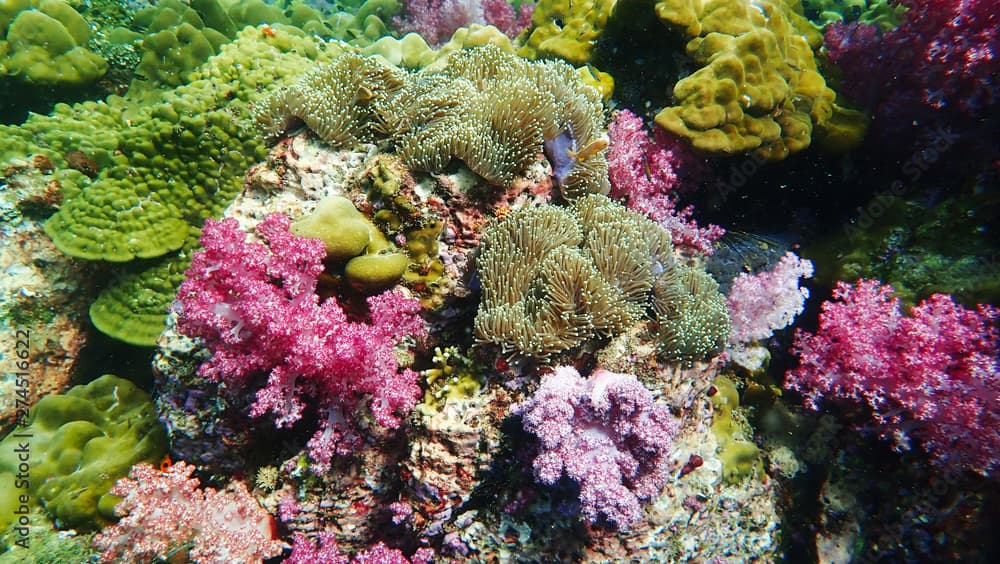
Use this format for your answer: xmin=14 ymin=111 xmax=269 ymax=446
xmin=0 ymin=0 xmax=108 ymax=87
xmin=517 ymin=0 xmax=618 ymax=65
xmin=257 ymin=43 xmax=610 ymax=195
xmin=475 ymin=194 xmax=729 ymax=363
xmin=0 ymin=375 xmax=167 ymax=538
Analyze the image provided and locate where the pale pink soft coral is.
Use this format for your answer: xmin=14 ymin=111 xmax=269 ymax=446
xmin=514 ymin=366 xmax=678 ymax=529
xmin=175 ymin=213 xmax=426 ymax=472
xmin=726 ymin=252 xmax=813 ymax=369
xmin=786 ymin=280 xmax=1000 ymax=474
xmin=726 ymin=252 xmax=813 ymax=370
xmin=607 ymin=109 xmax=724 ymax=255
xmin=92 ymin=462 xmax=284 ymax=563
xmin=728 ymin=252 xmax=814 ymax=342
xmin=393 ymin=0 xmax=534 ymax=46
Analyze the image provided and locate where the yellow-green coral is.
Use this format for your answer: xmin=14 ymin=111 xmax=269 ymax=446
xmin=292 ymin=195 xmax=409 ymax=293
xmin=362 ymin=23 xmax=517 ymax=70
xmin=0 ymin=0 xmax=107 ymax=86
xmin=654 ymin=0 xmax=865 ymax=160
xmin=710 ymin=375 xmax=761 ymax=483
xmin=123 ymin=0 xmax=400 ymax=91
xmin=517 ymin=0 xmax=618 ymax=65
xmin=801 ymin=0 xmax=905 ymax=30
xmin=420 ymin=346 xmax=484 ymax=410
xmin=652 ymin=262 xmax=731 ymax=364
xmin=0 ymin=375 xmax=167 ymax=539
xmin=0 ymin=26 xmax=346 ymax=345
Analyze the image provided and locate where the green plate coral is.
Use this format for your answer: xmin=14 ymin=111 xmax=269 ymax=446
xmin=0 ymin=26 xmax=345 ymax=345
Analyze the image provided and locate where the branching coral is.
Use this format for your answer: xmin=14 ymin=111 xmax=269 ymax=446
xmin=92 ymin=462 xmax=284 ymax=563
xmin=257 ymin=44 xmax=610 ymax=194
xmin=787 ymin=279 xmax=1000 ymax=474
xmin=606 ymin=109 xmax=724 ymax=255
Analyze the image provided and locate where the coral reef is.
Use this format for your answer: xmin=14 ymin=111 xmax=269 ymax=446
xmin=3 ymin=26 xmax=344 ymax=345
xmin=2 ymin=0 xmax=995 ymax=560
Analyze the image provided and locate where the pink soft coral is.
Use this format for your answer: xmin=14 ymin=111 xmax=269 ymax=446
xmin=727 ymin=252 xmax=813 ymax=370
xmin=825 ymin=0 xmax=999 ymax=119
xmin=607 ymin=109 xmax=723 ymax=255
xmin=514 ymin=366 xmax=678 ymax=529
xmin=393 ymin=0 xmax=534 ymax=46
xmin=287 ymin=531 xmax=435 ymax=564
xmin=92 ymin=462 xmax=284 ymax=563
xmin=786 ymin=280 xmax=1000 ymax=474
xmin=175 ymin=214 xmax=426 ymax=472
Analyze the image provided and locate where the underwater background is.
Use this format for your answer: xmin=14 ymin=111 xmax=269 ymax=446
xmin=0 ymin=0 xmax=998 ymax=562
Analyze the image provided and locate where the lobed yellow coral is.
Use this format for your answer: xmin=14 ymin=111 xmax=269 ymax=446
xmin=654 ymin=0 xmax=865 ymax=160
xmin=517 ymin=0 xmax=618 ymax=65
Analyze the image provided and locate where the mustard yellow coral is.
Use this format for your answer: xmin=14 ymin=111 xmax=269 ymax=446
xmin=654 ymin=0 xmax=864 ymax=160
xmin=518 ymin=0 xmax=618 ymax=65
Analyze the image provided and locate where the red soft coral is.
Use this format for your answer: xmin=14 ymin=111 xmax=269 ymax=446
xmin=607 ymin=109 xmax=723 ymax=255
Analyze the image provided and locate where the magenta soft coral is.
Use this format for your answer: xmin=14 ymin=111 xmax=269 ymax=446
xmin=287 ymin=531 xmax=435 ymax=564
xmin=825 ymin=0 xmax=999 ymax=118
xmin=175 ymin=214 xmax=426 ymax=472
xmin=514 ymin=366 xmax=678 ymax=529
xmin=607 ymin=109 xmax=723 ymax=255
xmin=786 ymin=280 xmax=1000 ymax=474
xmin=92 ymin=462 xmax=284 ymax=563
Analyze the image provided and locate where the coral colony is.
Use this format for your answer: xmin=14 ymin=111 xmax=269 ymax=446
xmin=0 ymin=0 xmax=998 ymax=562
